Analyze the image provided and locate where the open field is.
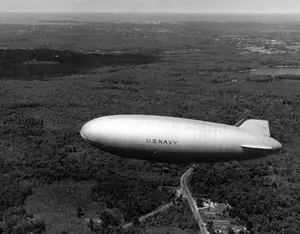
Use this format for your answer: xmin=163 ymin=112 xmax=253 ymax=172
xmin=1 ymin=17 xmax=300 ymax=234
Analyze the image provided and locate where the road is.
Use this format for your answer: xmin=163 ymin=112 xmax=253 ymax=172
xmin=122 ymin=164 xmax=209 ymax=234
xmin=139 ymin=202 xmax=174 ymax=222
xmin=179 ymin=164 xmax=209 ymax=234
xmin=122 ymin=202 xmax=174 ymax=229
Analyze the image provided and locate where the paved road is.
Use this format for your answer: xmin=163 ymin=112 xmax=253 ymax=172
xmin=180 ymin=165 xmax=209 ymax=234
xmin=122 ymin=164 xmax=209 ymax=234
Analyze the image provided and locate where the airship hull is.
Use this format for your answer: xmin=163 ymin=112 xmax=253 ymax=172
xmin=80 ymin=115 xmax=281 ymax=163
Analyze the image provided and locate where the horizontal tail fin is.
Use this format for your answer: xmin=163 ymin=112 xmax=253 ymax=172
xmin=241 ymin=144 xmax=272 ymax=150
xmin=239 ymin=119 xmax=270 ymax=136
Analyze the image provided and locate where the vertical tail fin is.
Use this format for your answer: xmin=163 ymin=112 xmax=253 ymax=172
xmin=239 ymin=119 xmax=270 ymax=136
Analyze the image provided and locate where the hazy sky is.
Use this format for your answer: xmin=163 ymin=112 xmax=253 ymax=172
xmin=2 ymin=0 xmax=300 ymax=13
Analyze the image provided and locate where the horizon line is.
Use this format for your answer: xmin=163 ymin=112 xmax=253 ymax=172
xmin=2 ymin=11 xmax=300 ymax=14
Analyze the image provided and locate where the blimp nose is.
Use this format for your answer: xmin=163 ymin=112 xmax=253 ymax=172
xmin=80 ymin=118 xmax=103 ymax=143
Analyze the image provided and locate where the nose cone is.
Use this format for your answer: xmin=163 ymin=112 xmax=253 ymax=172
xmin=80 ymin=118 xmax=104 ymax=143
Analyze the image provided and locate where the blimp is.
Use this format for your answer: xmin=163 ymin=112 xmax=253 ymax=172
xmin=80 ymin=113 xmax=282 ymax=164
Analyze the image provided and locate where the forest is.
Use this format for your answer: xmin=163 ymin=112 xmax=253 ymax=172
xmin=1 ymin=20 xmax=300 ymax=234
xmin=0 ymin=49 xmax=160 ymax=80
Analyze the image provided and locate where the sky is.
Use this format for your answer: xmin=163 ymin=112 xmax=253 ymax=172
xmin=2 ymin=0 xmax=300 ymax=13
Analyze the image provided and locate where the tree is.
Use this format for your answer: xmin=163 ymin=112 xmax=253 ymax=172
xmin=228 ymin=227 xmax=235 ymax=234
xmin=132 ymin=217 xmax=140 ymax=226
xmin=206 ymin=221 xmax=214 ymax=232
xmin=100 ymin=210 xmax=121 ymax=228
xmin=76 ymin=207 xmax=84 ymax=218
xmin=246 ymin=220 xmax=254 ymax=230
xmin=86 ymin=218 xmax=94 ymax=231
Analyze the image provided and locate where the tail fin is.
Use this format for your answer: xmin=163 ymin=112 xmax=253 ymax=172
xmin=239 ymin=119 xmax=270 ymax=136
